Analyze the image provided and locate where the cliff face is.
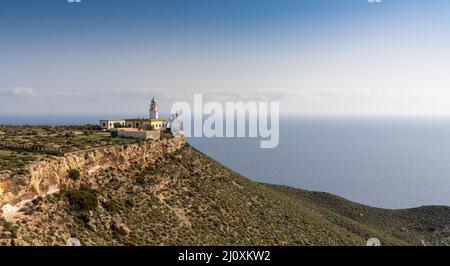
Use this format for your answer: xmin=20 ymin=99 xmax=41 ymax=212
xmin=0 ymin=137 xmax=449 ymax=246
xmin=1 ymin=143 xmax=448 ymax=246
xmin=0 ymin=137 xmax=186 ymax=216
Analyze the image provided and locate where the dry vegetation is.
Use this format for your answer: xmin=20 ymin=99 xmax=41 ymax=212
xmin=3 ymin=144 xmax=449 ymax=246
xmin=0 ymin=150 xmax=43 ymax=175
xmin=0 ymin=125 xmax=138 ymax=173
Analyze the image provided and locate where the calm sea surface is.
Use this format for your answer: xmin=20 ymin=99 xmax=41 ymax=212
xmin=2 ymin=114 xmax=450 ymax=209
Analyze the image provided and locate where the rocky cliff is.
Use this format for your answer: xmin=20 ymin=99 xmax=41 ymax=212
xmin=0 ymin=137 xmax=186 ymax=217
xmin=0 ymin=137 xmax=449 ymax=246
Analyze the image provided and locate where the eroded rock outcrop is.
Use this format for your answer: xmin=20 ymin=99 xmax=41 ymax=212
xmin=0 ymin=137 xmax=186 ymax=216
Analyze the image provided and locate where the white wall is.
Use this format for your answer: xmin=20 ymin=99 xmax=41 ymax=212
xmin=100 ymin=120 xmax=125 ymax=130
xmin=118 ymin=130 xmax=160 ymax=140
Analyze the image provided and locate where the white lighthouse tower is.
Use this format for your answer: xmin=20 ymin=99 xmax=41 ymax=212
xmin=149 ymin=97 xmax=159 ymax=119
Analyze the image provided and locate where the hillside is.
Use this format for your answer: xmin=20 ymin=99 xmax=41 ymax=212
xmin=1 ymin=138 xmax=449 ymax=246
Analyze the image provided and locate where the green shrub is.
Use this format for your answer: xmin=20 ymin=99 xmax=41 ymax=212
xmin=114 ymin=122 xmax=126 ymax=128
xmin=103 ymin=199 xmax=120 ymax=213
xmin=0 ymin=218 xmax=17 ymax=238
xmin=64 ymin=132 xmax=75 ymax=138
xmin=68 ymin=169 xmax=81 ymax=181
xmin=134 ymin=176 xmax=146 ymax=186
xmin=125 ymin=198 xmax=135 ymax=208
xmin=78 ymin=212 xmax=91 ymax=224
xmin=65 ymin=190 xmax=97 ymax=212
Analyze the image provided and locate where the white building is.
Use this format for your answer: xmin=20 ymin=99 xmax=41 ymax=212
xmin=99 ymin=119 xmax=126 ymax=130
xmin=100 ymin=97 xmax=167 ymax=135
xmin=125 ymin=118 xmax=166 ymax=131
xmin=149 ymin=97 xmax=159 ymax=119
xmin=124 ymin=97 xmax=166 ymax=130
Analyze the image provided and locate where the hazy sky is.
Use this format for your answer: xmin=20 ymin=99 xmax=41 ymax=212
xmin=1 ymin=0 xmax=450 ymax=116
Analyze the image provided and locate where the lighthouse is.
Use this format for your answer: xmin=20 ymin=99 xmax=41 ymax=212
xmin=149 ymin=97 xmax=159 ymax=119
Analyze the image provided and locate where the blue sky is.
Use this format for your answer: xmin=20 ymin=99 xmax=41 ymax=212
xmin=1 ymin=0 xmax=450 ymax=116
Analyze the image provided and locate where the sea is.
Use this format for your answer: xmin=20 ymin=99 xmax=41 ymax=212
xmin=1 ymin=114 xmax=450 ymax=209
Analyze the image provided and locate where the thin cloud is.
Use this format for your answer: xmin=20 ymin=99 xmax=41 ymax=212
xmin=171 ymin=88 xmax=298 ymax=102
xmin=0 ymin=87 xmax=38 ymax=97
xmin=83 ymin=87 xmax=299 ymax=103
xmin=299 ymin=87 xmax=422 ymax=103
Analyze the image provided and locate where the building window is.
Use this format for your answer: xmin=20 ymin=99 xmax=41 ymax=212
xmin=103 ymin=123 xmax=106 ymax=127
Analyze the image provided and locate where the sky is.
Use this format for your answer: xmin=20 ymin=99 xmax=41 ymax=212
xmin=1 ymin=0 xmax=450 ymax=116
